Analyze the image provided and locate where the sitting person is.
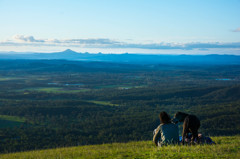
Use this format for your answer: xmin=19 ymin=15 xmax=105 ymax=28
xmin=179 ymin=133 xmax=216 ymax=145
xmin=153 ymin=111 xmax=179 ymax=146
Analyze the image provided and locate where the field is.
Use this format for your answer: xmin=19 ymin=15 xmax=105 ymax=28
xmin=0 ymin=136 xmax=239 ymax=159
xmin=18 ymin=87 xmax=91 ymax=93
xmin=86 ymin=100 xmax=120 ymax=106
xmin=0 ymin=115 xmax=25 ymax=128
xmin=0 ymin=60 xmax=239 ymax=153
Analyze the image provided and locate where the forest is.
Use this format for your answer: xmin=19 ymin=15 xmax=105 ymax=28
xmin=0 ymin=59 xmax=239 ymax=153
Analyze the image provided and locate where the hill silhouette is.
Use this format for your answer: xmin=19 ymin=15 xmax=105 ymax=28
xmin=1 ymin=50 xmax=240 ymax=65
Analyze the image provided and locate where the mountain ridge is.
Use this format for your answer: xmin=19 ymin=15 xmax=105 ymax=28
xmin=0 ymin=50 xmax=240 ymax=65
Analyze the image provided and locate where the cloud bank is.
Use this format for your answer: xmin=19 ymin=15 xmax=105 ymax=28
xmin=1 ymin=35 xmax=240 ymax=53
xmin=13 ymin=35 xmax=45 ymax=43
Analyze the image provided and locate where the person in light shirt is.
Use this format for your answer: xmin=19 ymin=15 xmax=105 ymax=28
xmin=153 ymin=111 xmax=179 ymax=146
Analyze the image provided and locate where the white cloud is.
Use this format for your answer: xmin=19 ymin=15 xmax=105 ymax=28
xmin=13 ymin=35 xmax=45 ymax=42
xmin=0 ymin=35 xmax=240 ymax=52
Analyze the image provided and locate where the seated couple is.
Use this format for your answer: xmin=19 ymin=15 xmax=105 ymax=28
xmin=153 ymin=111 xmax=215 ymax=146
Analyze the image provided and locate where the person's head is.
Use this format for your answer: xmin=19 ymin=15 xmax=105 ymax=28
xmin=172 ymin=112 xmax=189 ymax=123
xmin=159 ymin=111 xmax=171 ymax=124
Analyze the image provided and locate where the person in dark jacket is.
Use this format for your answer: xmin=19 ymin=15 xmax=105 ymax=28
xmin=153 ymin=111 xmax=179 ymax=146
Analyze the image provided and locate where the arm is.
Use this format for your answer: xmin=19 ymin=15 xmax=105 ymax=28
xmin=153 ymin=126 xmax=161 ymax=146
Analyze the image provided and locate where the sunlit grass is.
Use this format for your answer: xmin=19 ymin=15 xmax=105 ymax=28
xmin=0 ymin=115 xmax=26 ymax=128
xmin=95 ymin=84 xmax=146 ymax=90
xmin=17 ymin=87 xmax=91 ymax=93
xmin=87 ymin=100 xmax=119 ymax=106
xmin=95 ymin=85 xmax=122 ymax=89
xmin=0 ymin=115 xmax=25 ymax=122
xmin=0 ymin=77 xmax=22 ymax=81
xmin=0 ymin=136 xmax=239 ymax=159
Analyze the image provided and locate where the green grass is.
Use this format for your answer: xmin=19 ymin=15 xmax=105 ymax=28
xmin=0 ymin=77 xmax=22 ymax=81
xmin=0 ymin=115 xmax=25 ymax=122
xmin=95 ymin=84 xmax=145 ymax=89
xmin=0 ymin=115 xmax=25 ymax=128
xmin=17 ymin=87 xmax=90 ymax=93
xmin=87 ymin=100 xmax=119 ymax=106
xmin=0 ymin=119 xmax=23 ymax=128
xmin=95 ymin=85 xmax=122 ymax=89
xmin=0 ymin=136 xmax=239 ymax=159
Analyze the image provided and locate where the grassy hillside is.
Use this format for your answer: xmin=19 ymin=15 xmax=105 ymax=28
xmin=1 ymin=136 xmax=239 ymax=159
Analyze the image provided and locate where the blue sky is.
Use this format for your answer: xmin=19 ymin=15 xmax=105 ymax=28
xmin=0 ymin=0 xmax=240 ymax=54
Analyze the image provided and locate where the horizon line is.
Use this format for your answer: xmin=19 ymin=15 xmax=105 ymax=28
xmin=0 ymin=49 xmax=240 ymax=56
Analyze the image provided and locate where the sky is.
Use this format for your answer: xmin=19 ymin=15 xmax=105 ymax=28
xmin=0 ymin=0 xmax=240 ymax=54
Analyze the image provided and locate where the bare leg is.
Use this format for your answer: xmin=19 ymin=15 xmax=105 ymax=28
xmin=191 ymin=131 xmax=198 ymax=144
xmin=182 ymin=126 xmax=187 ymax=145
xmin=182 ymin=118 xmax=189 ymax=145
xmin=182 ymin=133 xmax=185 ymax=145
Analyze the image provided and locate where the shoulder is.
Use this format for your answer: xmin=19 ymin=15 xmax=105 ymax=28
xmin=157 ymin=124 xmax=163 ymax=129
xmin=155 ymin=124 xmax=163 ymax=132
xmin=163 ymin=123 xmax=178 ymax=129
xmin=161 ymin=123 xmax=174 ymax=126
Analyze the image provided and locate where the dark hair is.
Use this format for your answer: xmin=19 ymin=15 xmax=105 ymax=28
xmin=159 ymin=111 xmax=171 ymax=124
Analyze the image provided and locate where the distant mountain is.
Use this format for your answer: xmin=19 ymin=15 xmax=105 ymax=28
xmin=0 ymin=49 xmax=240 ymax=65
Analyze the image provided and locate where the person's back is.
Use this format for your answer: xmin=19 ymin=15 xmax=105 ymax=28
xmin=153 ymin=111 xmax=179 ymax=146
xmin=159 ymin=123 xmax=179 ymax=144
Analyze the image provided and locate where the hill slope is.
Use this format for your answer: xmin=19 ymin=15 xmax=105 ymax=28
xmin=0 ymin=136 xmax=239 ymax=159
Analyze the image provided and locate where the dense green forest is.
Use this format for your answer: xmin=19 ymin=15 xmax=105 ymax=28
xmin=0 ymin=60 xmax=239 ymax=153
